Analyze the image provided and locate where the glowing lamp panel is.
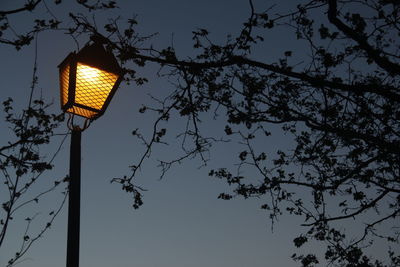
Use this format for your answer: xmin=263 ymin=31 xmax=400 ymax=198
xmin=75 ymin=63 xmax=118 ymax=111
xmin=60 ymin=64 xmax=70 ymax=106
xmin=66 ymin=106 xmax=97 ymax=119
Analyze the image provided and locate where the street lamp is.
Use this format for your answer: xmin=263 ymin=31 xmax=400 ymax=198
xmin=58 ymin=38 xmax=124 ymax=267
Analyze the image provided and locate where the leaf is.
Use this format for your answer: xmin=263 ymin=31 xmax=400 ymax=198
xmin=239 ymin=151 xmax=248 ymax=161
xmin=284 ymin=51 xmax=292 ymax=57
xmin=224 ymin=125 xmax=233 ymax=135
xmin=293 ymin=235 xmax=308 ymax=247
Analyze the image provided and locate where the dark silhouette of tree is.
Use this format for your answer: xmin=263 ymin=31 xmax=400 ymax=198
xmin=0 ymin=66 xmax=66 ymax=266
xmin=1 ymin=0 xmax=399 ymax=266
xmin=0 ymin=1 xmax=115 ymax=265
xmin=0 ymin=19 xmax=68 ymax=263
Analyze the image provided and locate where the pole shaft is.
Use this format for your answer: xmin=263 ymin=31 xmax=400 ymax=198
xmin=66 ymin=129 xmax=81 ymax=267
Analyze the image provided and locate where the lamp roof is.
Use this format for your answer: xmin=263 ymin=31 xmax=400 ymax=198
xmin=75 ymin=41 xmax=122 ymax=75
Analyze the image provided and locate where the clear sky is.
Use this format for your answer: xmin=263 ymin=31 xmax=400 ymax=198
xmin=0 ymin=1 xmax=394 ymax=267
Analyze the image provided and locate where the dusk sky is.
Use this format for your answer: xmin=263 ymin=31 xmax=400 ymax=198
xmin=0 ymin=1 xmax=395 ymax=266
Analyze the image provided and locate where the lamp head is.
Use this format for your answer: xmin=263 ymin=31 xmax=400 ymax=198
xmin=58 ymin=40 xmax=124 ymax=120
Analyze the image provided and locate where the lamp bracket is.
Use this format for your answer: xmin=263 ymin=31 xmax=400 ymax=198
xmin=67 ymin=113 xmax=92 ymax=132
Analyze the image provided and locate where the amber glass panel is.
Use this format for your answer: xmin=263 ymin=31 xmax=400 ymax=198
xmin=60 ymin=64 xmax=70 ymax=106
xmin=66 ymin=106 xmax=97 ymax=119
xmin=75 ymin=63 xmax=118 ymax=111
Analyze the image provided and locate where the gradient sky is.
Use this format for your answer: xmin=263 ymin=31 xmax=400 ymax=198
xmin=0 ymin=1 xmax=394 ymax=266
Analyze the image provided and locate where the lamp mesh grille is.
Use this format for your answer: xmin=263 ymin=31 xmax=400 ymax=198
xmin=74 ymin=63 xmax=118 ymax=111
xmin=66 ymin=106 xmax=97 ymax=119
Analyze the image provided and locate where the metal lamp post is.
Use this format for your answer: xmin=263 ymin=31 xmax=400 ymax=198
xmin=58 ymin=38 xmax=124 ymax=267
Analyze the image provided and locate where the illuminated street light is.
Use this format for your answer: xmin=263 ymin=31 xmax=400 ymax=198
xmin=58 ymin=38 xmax=123 ymax=267
xmin=59 ymin=39 xmax=124 ymax=120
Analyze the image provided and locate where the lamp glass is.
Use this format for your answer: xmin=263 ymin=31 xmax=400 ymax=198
xmin=60 ymin=64 xmax=70 ymax=107
xmin=59 ymin=63 xmax=120 ymax=119
xmin=74 ymin=63 xmax=118 ymax=110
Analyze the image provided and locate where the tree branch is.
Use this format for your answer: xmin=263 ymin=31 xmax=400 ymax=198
xmin=302 ymin=189 xmax=390 ymax=226
xmin=327 ymin=0 xmax=400 ymax=75
xmin=0 ymin=0 xmax=42 ymax=16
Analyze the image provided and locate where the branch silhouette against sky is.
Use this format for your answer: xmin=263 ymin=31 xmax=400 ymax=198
xmin=0 ymin=1 xmax=399 ymax=266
